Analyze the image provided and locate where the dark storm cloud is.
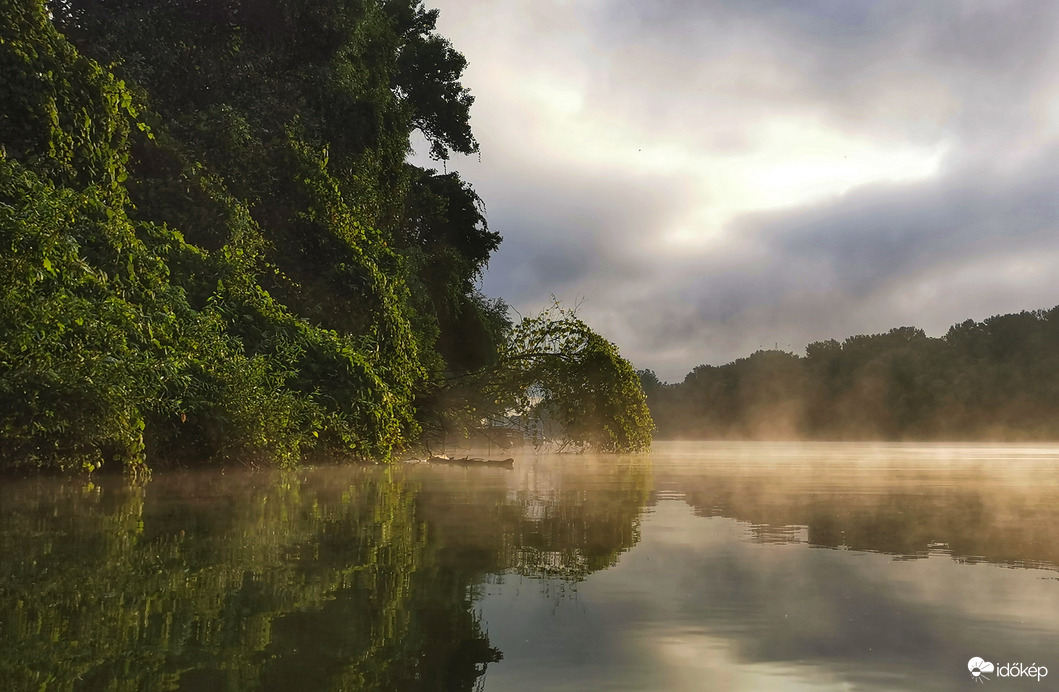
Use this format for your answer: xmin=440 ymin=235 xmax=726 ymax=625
xmin=424 ymin=0 xmax=1059 ymax=381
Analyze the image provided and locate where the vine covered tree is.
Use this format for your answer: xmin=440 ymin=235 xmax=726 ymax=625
xmin=1 ymin=0 xmax=653 ymax=471
xmin=430 ymin=304 xmax=654 ymax=453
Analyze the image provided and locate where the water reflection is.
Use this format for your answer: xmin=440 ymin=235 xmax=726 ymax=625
xmin=479 ymin=443 xmax=1059 ymax=692
xmin=654 ymin=442 xmax=1059 ymax=568
xmin=415 ymin=456 xmax=650 ymax=580
xmin=0 ymin=457 xmax=650 ymax=691
xmin=3 ymin=444 xmax=1059 ymax=691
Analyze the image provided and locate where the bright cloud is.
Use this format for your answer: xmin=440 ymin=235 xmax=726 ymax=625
xmin=415 ymin=0 xmax=1059 ymax=381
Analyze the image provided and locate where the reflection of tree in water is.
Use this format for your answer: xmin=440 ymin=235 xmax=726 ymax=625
xmin=414 ymin=457 xmax=651 ymax=581
xmin=0 ymin=469 xmax=482 ymax=691
xmin=670 ymin=466 xmax=1059 ymax=569
xmin=0 ymin=459 xmax=651 ymax=690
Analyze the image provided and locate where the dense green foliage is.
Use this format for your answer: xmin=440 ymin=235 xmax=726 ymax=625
xmin=494 ymin=305 xmax=654 ymax=453
xmin=644 ymin=306 xmax=1059 ymax=440
xmin=424 ymin=304 xmax=654 ymax=453
xmin=1 ymin=0 xmax=651 ymax=471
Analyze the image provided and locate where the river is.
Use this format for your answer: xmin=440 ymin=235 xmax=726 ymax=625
xmin=2 ymin=441 xmax=1058 ymax=690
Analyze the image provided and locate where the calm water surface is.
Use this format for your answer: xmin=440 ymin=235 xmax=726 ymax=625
xmin=3 ymin=441 xmax=1059 ymax=690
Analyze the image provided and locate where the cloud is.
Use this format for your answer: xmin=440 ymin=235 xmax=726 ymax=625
xmin=750 ymin=144 xmax=1059 ymax=297
xmin=419 ymin=0 xmax=1059 ymax=381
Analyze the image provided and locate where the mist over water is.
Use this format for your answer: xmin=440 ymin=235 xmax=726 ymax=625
xmin=3 ymin=442 xmax=1059 ymax=690
xmin=641 ymin=310 xmax=1059 ymax=443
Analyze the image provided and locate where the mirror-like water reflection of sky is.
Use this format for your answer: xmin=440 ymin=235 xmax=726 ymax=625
xmin=3 ymin=442 xmax=1059 ymax=691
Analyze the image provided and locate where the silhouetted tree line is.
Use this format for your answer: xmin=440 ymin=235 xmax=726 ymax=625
xmin=641 ymin=306 xmax=1059 ymax=440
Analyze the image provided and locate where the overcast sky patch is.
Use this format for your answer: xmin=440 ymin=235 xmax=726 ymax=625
xmin=414 ymin=0 xmax=1059 ymax=381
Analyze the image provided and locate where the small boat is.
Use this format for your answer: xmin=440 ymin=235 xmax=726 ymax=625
xmin=426 ymin=455 xmax=515 ymax=469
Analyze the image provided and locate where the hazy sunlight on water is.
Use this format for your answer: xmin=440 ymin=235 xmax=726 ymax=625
xmin=3 ymin=442 xmax=1058 ymax=690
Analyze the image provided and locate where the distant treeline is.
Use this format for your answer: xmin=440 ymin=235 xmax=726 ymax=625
xmin=641 ymin=306 xmax=1059 ymax=440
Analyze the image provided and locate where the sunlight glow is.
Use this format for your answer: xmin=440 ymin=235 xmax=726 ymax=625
xmin=500 ymin=75 xmax=949 ymax=251
xmin=646 ymin=628 xmax=860 ymax=692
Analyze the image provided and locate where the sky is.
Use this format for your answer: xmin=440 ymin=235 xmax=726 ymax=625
xmin=411 ymin=0 xmax=1059 ymax=383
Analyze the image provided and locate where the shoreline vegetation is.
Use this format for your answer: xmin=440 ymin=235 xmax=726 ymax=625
xmin=5 ymin=3 xmax=1057 ymax=475
xmin=642 ymin=306 xmax=1059 ymax=442
xmin=0 ymin=0 xmax=652 ymax=474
